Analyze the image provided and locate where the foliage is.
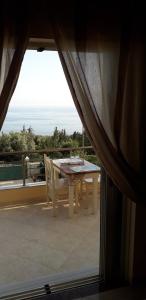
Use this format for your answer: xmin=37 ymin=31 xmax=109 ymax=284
xmin=0 ymin=133 xmax=11 ymax=153
xmin=84 ymin=154 xmax=101 ymax=166
xmin=0 ymin=127 xmax=100 ymax=164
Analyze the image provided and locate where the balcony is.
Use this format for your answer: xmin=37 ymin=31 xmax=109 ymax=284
xmin=0 ymin=147 xmax=100 ymax=289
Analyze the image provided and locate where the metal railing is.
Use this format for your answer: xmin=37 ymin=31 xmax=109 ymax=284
xmin=0 ymin=146 xmax=97 ymax=187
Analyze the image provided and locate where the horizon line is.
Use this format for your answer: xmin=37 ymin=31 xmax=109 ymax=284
xmin=9 ymin=105 xmax=75 ymax=109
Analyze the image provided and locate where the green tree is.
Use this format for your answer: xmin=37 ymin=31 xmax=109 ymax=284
xmin=52 ymin=127 xmax=60 ymax=147
xmin=26 ymin=131 xmax=36 ymax=151
xmin=0 ymin=133 xmax=12 ymax=152
xmin=9 ymin=132 xmax=27 ymax=152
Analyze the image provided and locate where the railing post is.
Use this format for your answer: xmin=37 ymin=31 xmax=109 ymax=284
xmin=22 ymin=154 xmax=26 ymax=186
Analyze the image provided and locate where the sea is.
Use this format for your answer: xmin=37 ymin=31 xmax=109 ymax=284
xmin=1 ymin=106 xmax=83 ymax=136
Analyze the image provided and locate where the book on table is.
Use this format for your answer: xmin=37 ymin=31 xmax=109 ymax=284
xmin=60 ymin=158 xmax=84 ymax=166
xmin=70 ymin=165 xmax=99 ymax=172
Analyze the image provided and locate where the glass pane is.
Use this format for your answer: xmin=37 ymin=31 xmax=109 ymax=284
xmin=0 ymin=50 xmax=100 ymax=289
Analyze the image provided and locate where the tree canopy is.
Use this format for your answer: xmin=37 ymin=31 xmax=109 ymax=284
xmin=0 ymin=127 xmax=102 ymax=166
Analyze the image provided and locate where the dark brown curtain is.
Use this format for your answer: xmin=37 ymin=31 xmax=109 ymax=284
xmin=53 ymin=4 xmax=146 ymax=203
xmin=0 ymin=10 xmax=28 ymax=129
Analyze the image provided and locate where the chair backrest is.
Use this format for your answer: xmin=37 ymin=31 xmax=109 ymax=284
xmin=44 ymin=154 xmax=55 ymax=187
xmin=44 ymin=154 xmax=56 ymax=202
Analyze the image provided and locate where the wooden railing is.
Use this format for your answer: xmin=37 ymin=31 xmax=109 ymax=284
xmin=0 ymin=146 xmax=95 ymax=187
xmin=0 ymin=146 xmax=93 ymax=156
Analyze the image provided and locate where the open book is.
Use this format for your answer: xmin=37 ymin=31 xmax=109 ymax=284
xmin=60 ymin=158 xmax=84 ymax=165
xmin=70 ymin=165 xmax=99 ymax=172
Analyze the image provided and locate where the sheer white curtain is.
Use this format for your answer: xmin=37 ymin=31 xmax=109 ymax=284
xmin=53 ymin=7 xmax=146 ymax=202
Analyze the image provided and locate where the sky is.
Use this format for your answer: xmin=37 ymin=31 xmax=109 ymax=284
xmin=9 ymin=50 xmax=74 ymax=108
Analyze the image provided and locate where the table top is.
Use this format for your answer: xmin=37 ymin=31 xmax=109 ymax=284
xmin=53 ymin=158 xmax=101 ymax=175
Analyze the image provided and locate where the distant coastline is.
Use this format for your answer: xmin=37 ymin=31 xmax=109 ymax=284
xmin=1 ymin=106 xmax=82 ymax=135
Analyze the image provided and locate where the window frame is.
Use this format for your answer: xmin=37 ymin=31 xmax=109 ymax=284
xmin=0 ymin=38 xmax=134 ymax=299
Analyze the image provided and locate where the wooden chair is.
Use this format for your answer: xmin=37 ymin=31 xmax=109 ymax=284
xmin=79 ymin=174 xmax=100 ymax=214
xmin=44 ymin=154 xmax=78 ymax=217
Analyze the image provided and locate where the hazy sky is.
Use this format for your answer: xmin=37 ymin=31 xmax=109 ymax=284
xmin=9 ymin=50 xmax=74 ymax=108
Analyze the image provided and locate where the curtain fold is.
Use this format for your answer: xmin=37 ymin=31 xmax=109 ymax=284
xmin=0 ymin=14 xmax=28 ymax=129
xmin=53 ymin=8 xmax=146 ymax=203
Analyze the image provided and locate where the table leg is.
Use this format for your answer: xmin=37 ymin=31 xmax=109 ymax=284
xmin=69 ymin=182 xmax=74 ymax=218
xmin=80 ymin=179 xmax=83 ymax=201
xmin=74 ymin=181 xmax=79 ymax=213
xmin=92 ymin=175 xmax=98 ymax=214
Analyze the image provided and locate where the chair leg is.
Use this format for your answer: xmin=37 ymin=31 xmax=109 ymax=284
xmin=46 ymin=185 xmax=50 ymax=203
xmin=91 ymin=177 xmax=98 ymax=214
xmin=84 ymin=192 xmax=91 ymax=215
xmin=52 ymin=194 xmax=57 ymax=217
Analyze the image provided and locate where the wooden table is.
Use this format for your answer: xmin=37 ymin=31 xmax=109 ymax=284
xmin=53 ymin=158 xmax=100 ymax=217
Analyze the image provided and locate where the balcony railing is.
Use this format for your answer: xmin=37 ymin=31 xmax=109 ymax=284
xmin=0 ymin=146 xmax=98 ymax=188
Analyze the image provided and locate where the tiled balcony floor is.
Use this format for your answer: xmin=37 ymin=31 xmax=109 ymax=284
xmin=0 ymin=200 xmax=100 ymax=288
